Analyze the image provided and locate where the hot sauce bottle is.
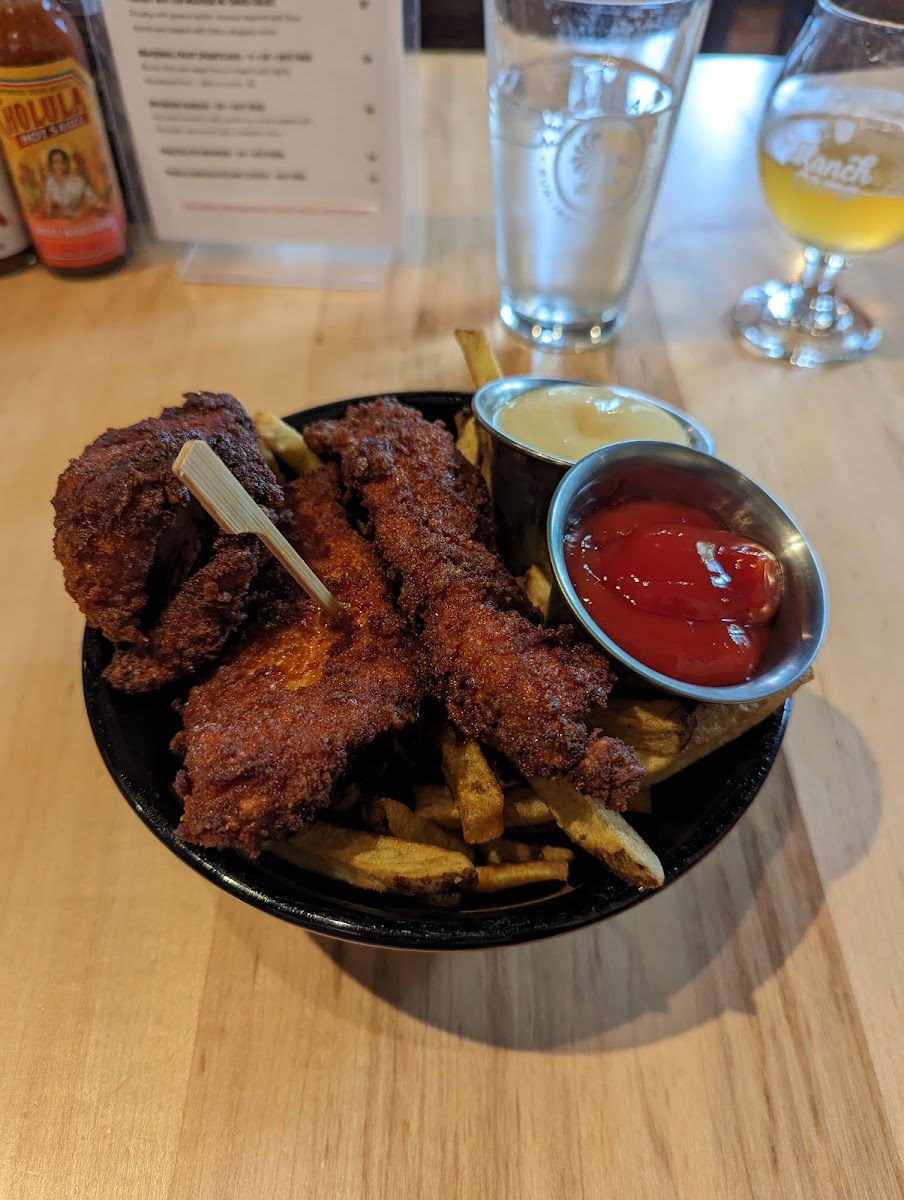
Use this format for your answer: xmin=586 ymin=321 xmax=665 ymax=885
xmin=0 ymin=0 xmax=127 ymax=275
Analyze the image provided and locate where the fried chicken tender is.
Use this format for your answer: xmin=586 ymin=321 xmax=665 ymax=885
xmin=52 ymin=392 xmax=283 ymax=692
xmin=173 ymin=466 xmax=426 ymax=855
xmin=306 ymin=398 xmax=643 ymax=810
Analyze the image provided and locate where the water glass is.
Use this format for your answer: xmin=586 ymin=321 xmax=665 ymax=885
xmin=483 ymin=0 xmax=711 ymax=351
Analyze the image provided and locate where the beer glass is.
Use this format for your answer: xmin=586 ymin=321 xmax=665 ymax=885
xmin=733 ymin=0 xmax=904 ymax=367
xmin=484 ymin=0 xmax=712 ymax=352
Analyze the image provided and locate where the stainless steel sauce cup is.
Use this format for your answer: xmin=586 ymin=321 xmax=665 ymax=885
xmin=546 ymin=441 xmax=829 ymax=703
xmin=472 ymin=375 xmax=715 ymax=593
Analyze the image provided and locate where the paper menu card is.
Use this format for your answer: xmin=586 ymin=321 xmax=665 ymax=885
xmin=101 ymin=0 xmax=404 ymax=248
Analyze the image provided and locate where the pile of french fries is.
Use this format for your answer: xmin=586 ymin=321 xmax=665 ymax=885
xmin=248 ymin=332 xmax=810 ymax=906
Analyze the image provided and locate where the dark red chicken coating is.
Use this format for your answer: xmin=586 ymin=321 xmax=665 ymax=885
xmin=173 ymin=466 xmax=426 ymax=855
xmin=305 ymin=398 xmax=644 ymax=810
xmin=52 ymin=392 xmax=283 ymax=691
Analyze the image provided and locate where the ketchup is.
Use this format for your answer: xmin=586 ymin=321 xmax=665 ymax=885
xmin=564 ymin=499 xmax=783 ymax=686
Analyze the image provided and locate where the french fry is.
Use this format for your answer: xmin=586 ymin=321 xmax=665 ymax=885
xmin=361 ymin=795 xmax=474 ymax=860
xmin=414 ymin=784 xmax=555 ymax=831
xmin=439 ymin=723 xmax=505 ymax=844
xmin=253 ymin=411 xmax=322 ymax=476
xmin=643 ymin=669 xmax=814 ymax=787
xmin=454 ymin=328 xmax=503 ymax=388
xmin=270 ymin=822 xmax=476 ymax=895
xmin=529 ymin=778 xmax=665 ymax=889
xmin=521 ymin=564 xmax=552 ymax=621
xmin=471 ymin=861 xmax=569 ymax=892
xmin=593 ymin=697 xmax=696 ymax=776
xmin=502 ymin=786 xmax=554 ymax=828
xmin=413 ymin=783 xmax=459 ymax=826
xmin=453 ymin=329 xmax=503 ymax=481
xmin=453 ymin=409 xmax=471 ymax=439
xmin=455 ymin=415 xmax=481 ymax=468
xmin=268 ymin=835 xmax=389 ymax=893
xmin=256 ymin=435 xmax=285 ymax=483
xmin=480 ymin=839 xmax=574 ymax=864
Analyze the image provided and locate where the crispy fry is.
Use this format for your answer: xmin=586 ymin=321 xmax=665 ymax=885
xmin=453 ymin=406 xmax=482 ymax=470
xmin=502 ymin=786 xmax=554 ymax=828
xmin=593 ymin=697 xmax=696 ymax=775
xmin=520 ymin=564 xmax=552 ymax=621
xmin=270 ymin=822 xmax=476 ymax=895
xmin=361 ymin=795 xmax=474 ymax=860
xmin=455 ymin=415 xmax=481 ymax=468
xmin=413 ymin=784 xmax=555 ymax=831
xmin=268 ymin=834 xmax=389 ymax=893
xmin=452 ymin=330 xmax=503 ymax=484
xmin=255 ymin=435 xmax=285 ymax=483
xmin=439 ymin=723 xmax=505 ymax=844
xmin=480 ymin=839 xmax=574 ymax=864
xmin=413 ymin=784 xmax=458 ymax=826
xmin=254 ymin=411 xmax=322 ymax=476
xmin=644 ymin=669 xmax=814 ymax=787
xmin=530 ymin=778 xmax=665 ymax=889
xmin=471 ymin=861 xmax=569 ymax=892
xmin=453 ymin=328 xmax=503 ymax=388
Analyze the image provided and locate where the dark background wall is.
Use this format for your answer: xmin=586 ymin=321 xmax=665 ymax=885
xmin=419 ymin=1 xmax=814 ymax=55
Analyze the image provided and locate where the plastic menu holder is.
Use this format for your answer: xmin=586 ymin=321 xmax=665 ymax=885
xmin=85 ymin=0 xmax=419 ymax=290
xmin=180 ymin=242 xmax=393 ymax=290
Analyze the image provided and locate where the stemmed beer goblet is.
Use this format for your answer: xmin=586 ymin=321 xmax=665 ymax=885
xmin=733 ymin=0 xmax=904 ymax=367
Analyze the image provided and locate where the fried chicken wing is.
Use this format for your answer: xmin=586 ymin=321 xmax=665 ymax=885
xmin=306 ymin=398 xmax=644 ymax=810
xmin=173 ymin=466 xmax=426 ymax=855
xmin=52 ymin=392 xmax=283 ymax=692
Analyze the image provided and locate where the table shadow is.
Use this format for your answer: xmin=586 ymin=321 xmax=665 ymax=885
xmin=304 ymin=695 xmax=879 ymax=1052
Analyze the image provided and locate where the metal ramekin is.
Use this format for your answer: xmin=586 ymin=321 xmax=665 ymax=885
xmin=472 ymin=376 xmax=715 ymax=588
xmin=546 ymin=441 xmax=829 ymax=704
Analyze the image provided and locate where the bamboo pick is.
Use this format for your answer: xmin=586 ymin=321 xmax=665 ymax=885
xmin=172 ymin=440 xmax=343 ymax=619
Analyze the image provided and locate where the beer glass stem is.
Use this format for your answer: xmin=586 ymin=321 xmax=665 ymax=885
xmin=797 ymin=246 xmax=849 ymax=332
xmin=733 ymin=242 xmax=879 ymax=366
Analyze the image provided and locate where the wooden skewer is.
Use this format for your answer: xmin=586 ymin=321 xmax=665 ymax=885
xmin=172 ymin=440 xmax=343 ymax=619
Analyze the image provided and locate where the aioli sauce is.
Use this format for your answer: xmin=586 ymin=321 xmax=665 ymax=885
xmin=496 ymin=384 xmax=692 ymax=461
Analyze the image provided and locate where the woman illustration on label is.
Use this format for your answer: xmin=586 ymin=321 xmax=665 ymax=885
xmin=43 ymin=147 xmax=104 ymax=218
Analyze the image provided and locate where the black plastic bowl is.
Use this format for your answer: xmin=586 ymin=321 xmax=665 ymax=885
xmin=82 ymin=392 xmax=790 ymax=950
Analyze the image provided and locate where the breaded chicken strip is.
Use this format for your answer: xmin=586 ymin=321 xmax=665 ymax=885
xmin=306 ymin=399 xmax=643 ymax=810
xmin=52 ymin=392 xmax=282 ymax=691
xmin=173 ymin=466 xmax=426 ymax=855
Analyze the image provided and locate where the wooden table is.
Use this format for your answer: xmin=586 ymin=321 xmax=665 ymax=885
xmin=2 ymin=55 xmax=902 ymax=1199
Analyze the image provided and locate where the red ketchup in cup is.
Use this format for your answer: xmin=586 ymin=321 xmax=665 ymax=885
xmin=564 ymin=499 xmax=783 ymax=686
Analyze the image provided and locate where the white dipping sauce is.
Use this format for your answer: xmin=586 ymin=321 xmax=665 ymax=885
xmin=495 ymin=383 xmax=691 ymax=462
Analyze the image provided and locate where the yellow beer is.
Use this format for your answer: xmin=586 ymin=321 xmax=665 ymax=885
xmin=760 ymin=115 xmax=904 ymax=255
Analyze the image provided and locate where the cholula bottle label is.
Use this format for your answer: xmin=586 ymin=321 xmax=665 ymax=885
xmin=0 ymin=57 xmax=126 ymax=270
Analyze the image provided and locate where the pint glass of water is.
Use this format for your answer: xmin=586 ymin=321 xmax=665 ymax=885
xmin=484 ymin=0 xmax=711 ymax=351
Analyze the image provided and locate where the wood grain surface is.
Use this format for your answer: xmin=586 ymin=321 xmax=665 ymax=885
xmin=1 ymin=55 xmax=902 ymax=1200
